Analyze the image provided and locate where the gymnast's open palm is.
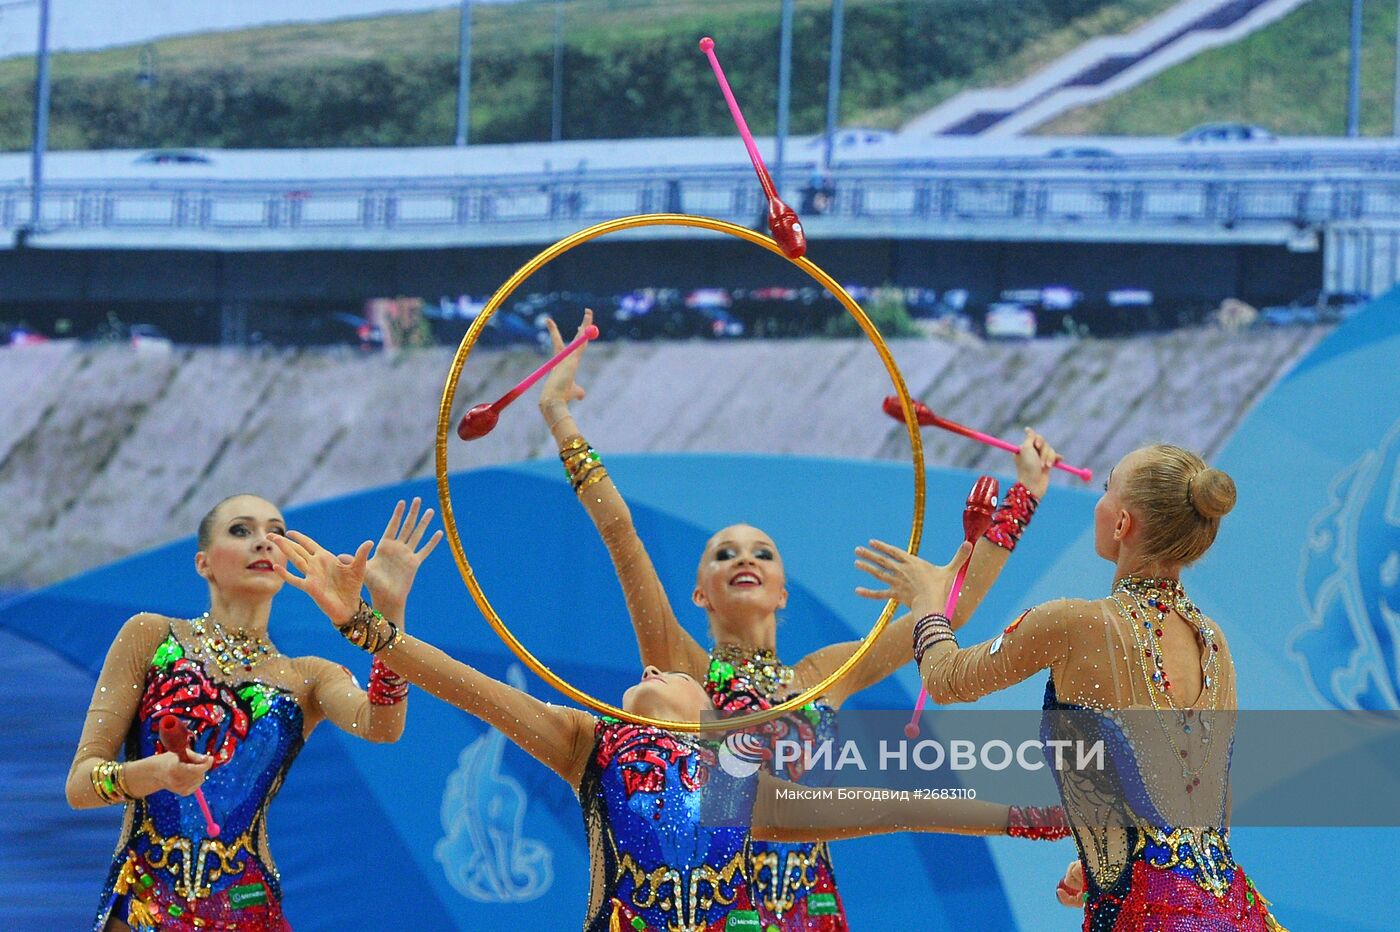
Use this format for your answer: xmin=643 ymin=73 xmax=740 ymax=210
xmin=362 ymin=497 xmax=442 ymax=617
xmin=269 ymin=530 xmax=372 ymax=627
xmin=854 ymin=539 xmax=973 ymax=614
xmin=539 ymin=308 xmax=593 ymax=412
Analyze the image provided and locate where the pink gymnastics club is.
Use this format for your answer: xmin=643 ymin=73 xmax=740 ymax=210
xmin=158 ymin=715 xmax=220 ymax=838
xmin=698 ymin=36 xmax=806 ymax=260
xmin=458 ymin=324 xmax=600 ymax=440
xmin=905 ymin=475 xmax=999 ymax=739
xmin=882 ymin=396 xmax=1093 ymax=483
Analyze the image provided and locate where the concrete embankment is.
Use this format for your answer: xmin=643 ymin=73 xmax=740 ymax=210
xmin=0 ymin=326 xmax=1326 ymax=588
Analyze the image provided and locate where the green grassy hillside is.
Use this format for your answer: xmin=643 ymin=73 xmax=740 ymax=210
xmin=0 ymin=0 xmax=1171 ymax=150
xmin=1042 ymin=0 xmax=1400 ymax=136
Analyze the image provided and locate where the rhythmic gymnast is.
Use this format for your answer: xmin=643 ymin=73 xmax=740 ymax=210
xmin=67 ymin=495 xmax=439 ymax=931
xmin=857 ymin=445 xmax=1288 ymax=930
xmin=535 ymin=309 xmax=1063 ymax=930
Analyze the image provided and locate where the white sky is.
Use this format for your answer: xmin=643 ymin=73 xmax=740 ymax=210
xmin=0 ymin=0 xmax=526 ymax=60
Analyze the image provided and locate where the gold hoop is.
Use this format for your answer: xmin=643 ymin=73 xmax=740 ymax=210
xmin=436 ymin=213 xmax=926 ymax=732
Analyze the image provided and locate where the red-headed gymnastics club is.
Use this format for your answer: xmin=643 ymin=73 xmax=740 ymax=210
xmin=698 ymin=36 xmax=807 ymax=260
xmin=905 ymin=475 xmax=999 ymax=739
xmin=457 ymin=324 xmax=600 ymax=441
xmin=159 ymin=715 xmax=221 ymax=838
xmin=882 ymin=395 xmax=1093 ymax=483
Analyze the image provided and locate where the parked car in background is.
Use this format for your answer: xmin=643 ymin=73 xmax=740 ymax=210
xmin=684 ymin=288 xmax=732 ymax=311
xmin=247 ymin=311 xmax=382 ymax=350
xmin=611 ymin=290 xmax=665 ymax=340
xmin=1001 ymin=287 xmax=1083 ymax=312
xmin=1260 ymin=303 xmax=1317 ymax=327
xmin=685 ymin=289 xmax=747 ymax=337
xmin=939 ymin=289 xmax=970 ymax=314
xmin=693 ymin=306 xmax=745 ymax=338
xmin=1039 ymin=286 xmax=1081 ymax=311
xmin=612 ymin=303 xmax=668 ymax=340
xmin=615 ymin=289 xmax=658 ymax=322
xmin=746 ymin=286 xmax=799 ymax=302
xmin=1043 ymin=146 xmax=1119 ymax=165
xmin=425 ymin=306 xmax=545 ymax=349
xmin=494 ymin=309 xmax=551 ymax=347
xmin=984 ymin=302 xmax=1037 ymax=340
xmin=1107 ymin=288 xmax=1154 ymax=309
xmin=902 ymin=287 xmax=944 ymax=318
xmin=79 ymin=316 xmax=174 ymax=348
xmin=613 ymin=301 xmax=743 ymax=340
xmin=325 ymin=312 xmax=383 ymax=350
xmin=804 ymin=127 xmax=893 ymax=154
xmin=129 ymin=323 xmax=174 ymax=352
xmin=134 ymin=149 xmax=213 ymax=165
xmin=1178 ymin=123 xmax=1275 ymax=144
xmin=3 ymin=323 xmax=48 ymax=346
xmin=1317 ymin=290 xmax=1369 ymax=321
xmin=1260 ymin=290 xmax=1369 ymax=326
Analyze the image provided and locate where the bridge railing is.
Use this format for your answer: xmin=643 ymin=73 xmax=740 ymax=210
xmin=2 ymin=169 xmax=1396 ymax=236
xmin=849 ymin=148 xmax=1400 ymax=175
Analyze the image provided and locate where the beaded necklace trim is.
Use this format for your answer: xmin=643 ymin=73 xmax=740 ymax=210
xmin=1110 ymin=576 xmax=1223 ymax=797
xmin=1110 ymin=576 xmax=1219 ymax=703
xmin=708 ymin=644 xmax=795 ymax=700
xmin=190 ymin=614 xmax=276 ymax=677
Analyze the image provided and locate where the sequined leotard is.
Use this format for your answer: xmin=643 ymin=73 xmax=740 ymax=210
xmin=920 ymin=589 xmax=1287 ymax=932
xmin=1042 ymin=679 xmax=1280 ymax=931
xmin=705 ymin=646 xmax=847 ymax=932
xmin=359 ymin=632 xmax=766 ymax=932
xmin=579 ymin=718 xmax=756 ymax=932
xmin=72 ymin=615 xmax=396 ymax=931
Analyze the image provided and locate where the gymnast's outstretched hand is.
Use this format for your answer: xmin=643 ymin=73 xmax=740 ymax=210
xmin=361 ymin=497 xmax=442 ymax=621
xmin=854 ymin=538 xmax=974 ymax=620
xmin=269 ymin=529 xmax=373 ymax=626
xmin=539 ymin=308 xmax=593 ymax=419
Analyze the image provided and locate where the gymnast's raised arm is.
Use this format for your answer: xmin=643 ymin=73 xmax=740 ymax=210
xmin=536 ymin=309 xmax=710 ymax=679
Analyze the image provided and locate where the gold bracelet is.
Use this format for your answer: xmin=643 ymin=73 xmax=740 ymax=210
xmin=90 ymin=760 xmax=130 ymax=805
xmin=568 ymin=455 xmax=601 ymax=481
xmin=338 ymin=600 xmax=400 ymax=654
xmin=89 ymin=762 xmax=109 ymax=804
xmin=575 ymin=467 xmax=610 ymax=494
xmin=558 ymin=435 xmax=589 ymax=460
xmin=562 ymin=448 xmax=593 ymax=472
xmin=569 ymin=459 xmax=605 ymax=489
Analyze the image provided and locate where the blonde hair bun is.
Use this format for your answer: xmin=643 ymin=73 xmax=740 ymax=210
xmin=1121 ymin=445 xmax=1235 ymax=566
xmin=1190 ymin=468 xmax=1237 ymax=519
